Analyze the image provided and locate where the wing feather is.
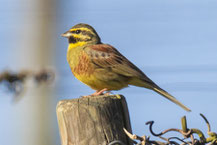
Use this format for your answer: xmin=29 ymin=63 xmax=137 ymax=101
xmin=84 ymin=44 xmax=156 ymax=86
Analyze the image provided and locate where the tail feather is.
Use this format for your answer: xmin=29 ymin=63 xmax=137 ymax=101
xmin=153 ymin=87 xmax=191 ymax=112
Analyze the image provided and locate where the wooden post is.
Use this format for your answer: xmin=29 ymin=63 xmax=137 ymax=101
xmin=56 ymin=94 xmax=133 ymax=145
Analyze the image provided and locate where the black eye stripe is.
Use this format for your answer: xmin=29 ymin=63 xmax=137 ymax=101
xmin=75 ymin=30 xmax=81 ymax=34
xmin=70 ymin=30 xmax=81 ymax=34
xmin=71 ymin=30 xmax=92 ymax=35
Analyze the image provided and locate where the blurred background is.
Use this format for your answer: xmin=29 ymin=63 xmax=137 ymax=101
xmin=0 ymin=0 xmax=217 ymax=145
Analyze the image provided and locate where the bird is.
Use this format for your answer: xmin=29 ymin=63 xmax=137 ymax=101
xmin=61 ymin=23 xmax=191 ymax=112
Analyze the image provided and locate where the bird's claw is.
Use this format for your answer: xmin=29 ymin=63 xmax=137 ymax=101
xmin=91 ymin=88 xmax=108 ymax=96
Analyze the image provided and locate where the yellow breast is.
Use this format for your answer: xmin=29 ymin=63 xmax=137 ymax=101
xmin=67 ymin=44 xmax=128 ymax=91
xmin=67 ymin=45 xmax=99 ymax=90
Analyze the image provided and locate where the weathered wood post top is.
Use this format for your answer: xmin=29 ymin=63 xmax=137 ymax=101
xmin=56 ymin=94 xmax=133 ymax=145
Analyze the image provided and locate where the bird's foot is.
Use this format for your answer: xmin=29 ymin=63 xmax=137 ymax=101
xmin=82 ymin=88 xmax=110 ymax=98
xmin=91 ymin=88 xmax=108 ymax=96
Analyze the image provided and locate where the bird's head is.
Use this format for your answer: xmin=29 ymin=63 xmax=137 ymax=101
xmin=61 ymin=23 xmax=101 ymax=46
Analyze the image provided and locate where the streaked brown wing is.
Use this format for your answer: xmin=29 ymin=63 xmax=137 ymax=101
xmin=84 ymin=44 xmax=154 ymax=84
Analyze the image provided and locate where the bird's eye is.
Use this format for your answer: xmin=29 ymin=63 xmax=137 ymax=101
xmin=75 ymin=30 xmax=81 ymax=34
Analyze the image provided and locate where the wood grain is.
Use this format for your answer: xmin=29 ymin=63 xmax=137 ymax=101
xmin=56 ymin=94 xmax=133 ymax=145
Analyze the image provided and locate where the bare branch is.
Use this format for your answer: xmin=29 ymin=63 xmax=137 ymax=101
xmin=125 ymin=114 xmax=217 ymax=145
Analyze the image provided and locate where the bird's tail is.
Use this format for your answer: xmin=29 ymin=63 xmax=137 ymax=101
xmin=153 ymin=87 xmax=191 ymax=112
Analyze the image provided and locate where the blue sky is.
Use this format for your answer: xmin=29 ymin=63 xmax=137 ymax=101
xmin=1 ymin=0 xmax=217 ymax=144
xmin=57 ymin=0 xmax=217 ymax=136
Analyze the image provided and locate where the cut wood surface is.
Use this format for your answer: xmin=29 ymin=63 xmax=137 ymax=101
xmin=56 ymin=94 xmax=133 ymax=145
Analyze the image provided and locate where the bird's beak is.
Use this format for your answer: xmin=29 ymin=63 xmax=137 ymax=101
xmin=61 ymin=31 xmax=71 ymax=38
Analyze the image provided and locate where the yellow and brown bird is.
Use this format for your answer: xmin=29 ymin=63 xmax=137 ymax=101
xmin=62 ymin=23 xmax=191 ymax=112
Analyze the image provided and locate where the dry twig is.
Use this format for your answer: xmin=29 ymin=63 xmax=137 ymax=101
xmin=124 ymin=114 xmax=217 ymax=145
